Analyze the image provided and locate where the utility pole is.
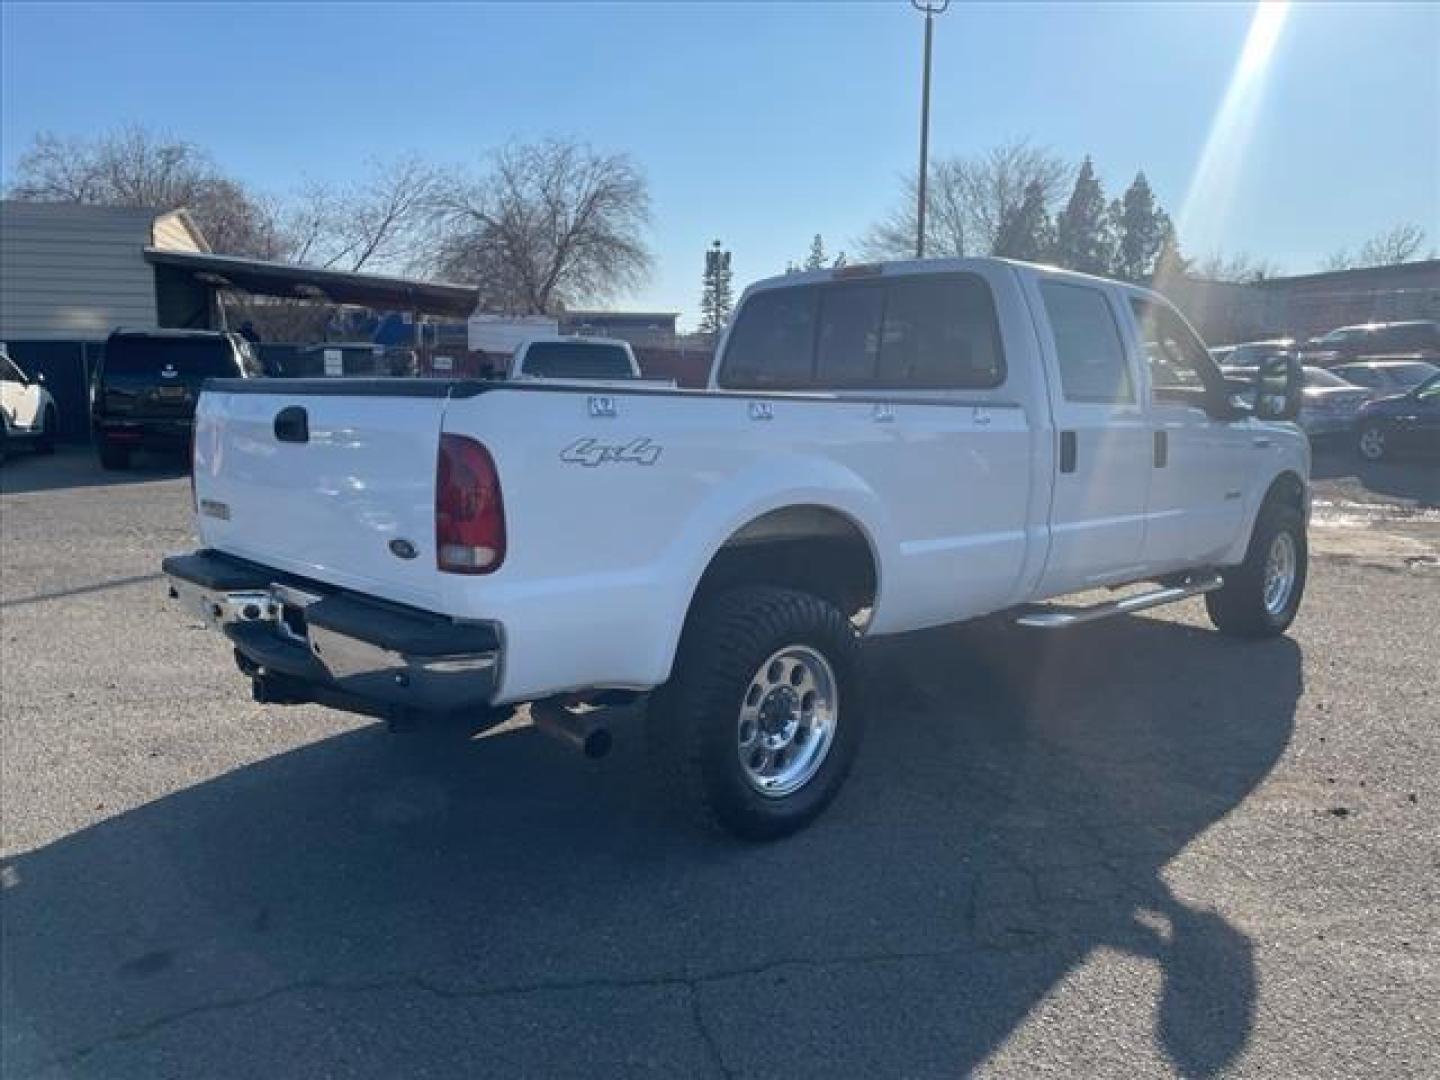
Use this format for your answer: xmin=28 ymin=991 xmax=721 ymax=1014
xmin=912 ymin=0 xmax=949 ymax=259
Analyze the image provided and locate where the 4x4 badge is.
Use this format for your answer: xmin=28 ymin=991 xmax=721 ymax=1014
xmin=560 ymin=437 xmax=662 ymax=467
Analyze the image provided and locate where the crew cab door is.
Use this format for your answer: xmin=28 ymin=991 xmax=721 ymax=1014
xmin=1027 ymin=277 xmax=1152 ymax=595
xmin=1127 ymin=298 xmax=1253 ymax=569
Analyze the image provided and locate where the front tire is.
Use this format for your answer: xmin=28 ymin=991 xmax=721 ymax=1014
xmin=1357 ymin=424 xmax=1387 ymax=462
xmin=649 ymin=586 xmax=865 ymax=840
xmin=34 ymin=407 xmax=56 ymax=454
xmin=1205 ymin=502 xmax=1307 ymax=638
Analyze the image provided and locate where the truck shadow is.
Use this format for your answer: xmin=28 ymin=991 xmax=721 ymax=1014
xmin=2 ymin=615 xmax=1300 ymax=1078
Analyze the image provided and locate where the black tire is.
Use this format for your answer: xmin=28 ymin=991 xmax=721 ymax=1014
xmin=648 ymin=585 xmax=865 ymax=840
xmin=34 ymin=407 xmax=56 ymax=454
xmin=98 ymin=441 xmax=131 ymax=470
xmin=1205 ymin=502 xmax=1307 ymax=638
xmin=1356 ymin=423 xmax=1387 ymax=462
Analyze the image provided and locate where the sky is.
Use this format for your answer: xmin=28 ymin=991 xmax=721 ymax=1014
xmin=2 ymin=1 xmax=1436 ymax=329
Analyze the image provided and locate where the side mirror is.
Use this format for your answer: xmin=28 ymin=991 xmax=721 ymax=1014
xmin=1248 ymin=353 xmax=1301 ymax=421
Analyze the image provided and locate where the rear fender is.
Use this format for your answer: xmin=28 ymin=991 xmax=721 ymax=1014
xmin=646 ymin=454 xmax=894 ymax=684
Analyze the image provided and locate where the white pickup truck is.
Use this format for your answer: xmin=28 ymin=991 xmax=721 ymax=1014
xmin=165 ymin=258 xmax=1309 ymax=839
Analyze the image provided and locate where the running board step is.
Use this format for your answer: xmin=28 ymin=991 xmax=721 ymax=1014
xmin=1015 ymin=573 xmax=1224 ymax=629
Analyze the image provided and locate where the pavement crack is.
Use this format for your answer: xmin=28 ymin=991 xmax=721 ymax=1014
xmin=687 ymin=981 xmax=737 ymax=1080
xmin=19 ymin=947 xmax=978 ymax=1077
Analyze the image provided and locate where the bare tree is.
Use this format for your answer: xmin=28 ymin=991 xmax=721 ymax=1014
xmin=859 ymin=140 xmax=1069 ymax=261
xmin=1358 ymin=222 xmax=1428 ymax=266
xmin=285 ymin=157 xmax=440 ymax=273
xmin=425 ymin=139 xmax=652 ymax=313
xmin=1193 ymin=251 xmax=1281 ymax=283
xmin=1323 ymin=223 xmax=1430 ymax=271
xmin=6 ymin=126 xmax=285 ymax=258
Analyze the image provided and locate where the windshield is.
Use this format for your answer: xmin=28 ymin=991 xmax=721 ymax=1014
xmin=1390 ymin=361 xmax=1439 ymax=387
xmin=519 ymin=341 xmax=634 ymax=378
xmin=1303 ymin=367 xmax=1351 ymax=388
xmin=103 ymin=337 xmax=240 ymax=378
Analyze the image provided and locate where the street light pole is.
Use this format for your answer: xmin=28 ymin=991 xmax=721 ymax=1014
xmin=912 ymin=0 xmax=949 ymax=259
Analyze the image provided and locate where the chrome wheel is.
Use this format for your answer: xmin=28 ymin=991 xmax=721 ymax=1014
xmin=736 ymin=645 xmax=838 ymax=798
xmin=1262 ymin=531 xmax=1297 ymax=617
xmin=1358 ymin=426 xmax=1386 ymax=461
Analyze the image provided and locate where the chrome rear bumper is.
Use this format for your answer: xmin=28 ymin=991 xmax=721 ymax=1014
xmin=164 ymin=551 xmax=500 ymax=714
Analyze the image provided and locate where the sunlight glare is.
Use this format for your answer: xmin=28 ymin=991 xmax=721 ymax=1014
xmin=1168 ymin=1 xmax=1292 ymax=283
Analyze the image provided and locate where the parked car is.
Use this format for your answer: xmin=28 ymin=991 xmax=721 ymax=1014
xmin=1328 ymin=358 xmax=1439 ymax=397
xmin=164 ymin=258 xmax=1308 ymax=839
xmin=1354 ymin=373 xmax=1440 ymax=461
xmin=0 ymin=342 xmax=58 ymax=462
xmin=1303 ymin=321 xmax=1440 ymax=366
xmin=1224 ymin=339 xmax=1298 ymax=367
xmin=1293 ymin=366 xmax=1372 ymax=439
xmin=91 ymin=329 xmax=264 ymax=469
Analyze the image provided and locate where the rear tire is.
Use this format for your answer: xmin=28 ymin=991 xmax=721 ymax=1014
xmin=35 ymin=408 xmax=56 ymax=454
xmin=1205 ymin=502 xmax=1307 ymax=639
xmin=648 ymin=586 xmax=865 ymax=840
xmin=98 ymin=441 xmax=131 ymax=470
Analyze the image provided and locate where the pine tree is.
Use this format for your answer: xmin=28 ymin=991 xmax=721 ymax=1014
xmin=804 ymin=234 xmax=828 ymax=271
xmin=1152 ymin=222 xmax=1189 ymax=285
xmin=993 ymin=181 xmax=1054 ymax=263
xmin=1110 ymin=172 xmax=1169 ymax=283
xmin=699 ymin=240 xmax=733 ymax=337
xmin=1053 ymin=156 xmax=1111 ymax=275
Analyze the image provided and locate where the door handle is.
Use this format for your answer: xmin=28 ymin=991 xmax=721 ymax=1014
xmin=1253 ymin=436 xmax=1273 ymax=449
xmin=1059 ymin=430 xmax=1077 ymax=474
xmin=1153 ymin=430 xmax=1168 ymax=468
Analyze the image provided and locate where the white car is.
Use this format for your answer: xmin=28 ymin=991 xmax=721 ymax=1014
xmin=165 ymin=258 xmax=1310 ymax=838
xmin=0 ymin=343 xmax=58 ymax=463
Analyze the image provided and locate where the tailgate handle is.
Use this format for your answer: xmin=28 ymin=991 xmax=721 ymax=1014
xmin=274 ymin=406 xmax=309 ymax=444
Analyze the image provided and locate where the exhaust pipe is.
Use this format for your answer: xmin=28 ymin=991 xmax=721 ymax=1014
xmin=531 ymin=698 xmax=612 ymax=759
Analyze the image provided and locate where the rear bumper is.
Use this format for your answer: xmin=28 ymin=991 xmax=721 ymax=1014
xmin=163 ymin=549 xmax=501 ymax=714
xmin=96 ymin=416 xmax=194 ymax=448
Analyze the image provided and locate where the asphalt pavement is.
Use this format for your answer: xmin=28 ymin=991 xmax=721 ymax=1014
xmin=2 ymin=447 xmax=1436 ymax=1078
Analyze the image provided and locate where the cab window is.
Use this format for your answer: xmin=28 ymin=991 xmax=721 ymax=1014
xmin=1038 ymin=281 xmax=1133 ymax=403
xmin=1130 ymin=298 xmax=1223 ymax=404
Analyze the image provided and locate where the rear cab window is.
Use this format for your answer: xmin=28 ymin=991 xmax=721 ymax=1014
xmin=719 ymin=272 xmax=1005 ymax=391
xmin=520 ymin=341 xmax=635 ymax=379
xmin=103 ymin=337 xmax=243 ymax=379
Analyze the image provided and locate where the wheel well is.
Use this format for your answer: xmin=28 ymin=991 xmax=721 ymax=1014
xmin=1263 ymin=470 xmax=1307 ymax=515
xmin=691 ymin=506 xmax=878 ymax=621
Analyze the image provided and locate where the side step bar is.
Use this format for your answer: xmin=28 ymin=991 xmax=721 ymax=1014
xmin=1015 ymin=573 xmax=1224 ymax=629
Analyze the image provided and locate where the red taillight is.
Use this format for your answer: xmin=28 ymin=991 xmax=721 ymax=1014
xmin=436 ymin=434 xmax=506 ymax=574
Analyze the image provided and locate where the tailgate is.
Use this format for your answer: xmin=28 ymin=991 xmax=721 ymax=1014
xmin=193 ymin=382 xmax=452 ymax=611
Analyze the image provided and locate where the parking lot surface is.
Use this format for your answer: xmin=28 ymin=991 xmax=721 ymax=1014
xmin=2 ymin=448 xmax=1437 ymax=1078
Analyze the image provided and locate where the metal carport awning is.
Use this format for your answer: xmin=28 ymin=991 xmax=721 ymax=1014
xmin=143 ymin=248 xmax=479 ymax=319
